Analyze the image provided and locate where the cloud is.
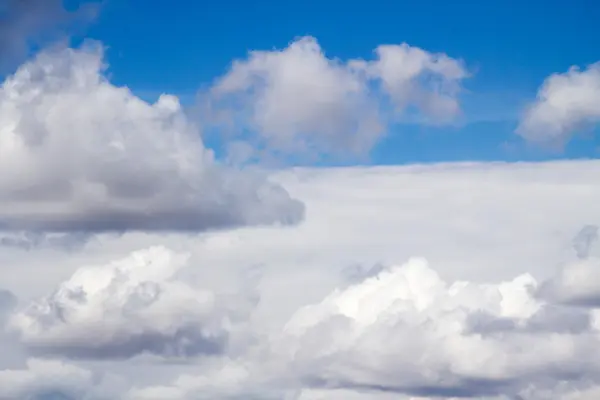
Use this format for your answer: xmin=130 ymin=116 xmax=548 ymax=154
xmin=0 ymin=358 xmax=122 ymax=400
xmin=2 ymin=161 xmax=600 ymax=399
xmin=517 ymin=62 xmax=600 ymax=145
xmin=129 ymin=256 xmax=600 ymax=399
xmin=351 ymin=43 xmax=468 ymax=122
xmin=205 ymin=36 xmax=467 ymax=159
xmin=8 ymin=246 xmax=254 ymax=359
xmin=0 ymin=41 xmax=304 ymax=232
xmin=0 ymin=0 xmax=99 ymax=71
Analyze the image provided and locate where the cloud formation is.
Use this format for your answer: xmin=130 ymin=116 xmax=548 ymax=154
xmin=274 ymin=257 xmax=600 ymax=398
xmin=206 ymin=36 xmax=467 ymax=159
xmin=9 ymin=246 xmax=254 ymax=359
xmin=517 ymin=62 xmax=600 ymax=145
xmin=0 ymin=42 xmax=303 ymax=232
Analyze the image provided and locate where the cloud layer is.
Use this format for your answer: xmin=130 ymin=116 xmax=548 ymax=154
xmin=0 ymin=42 xmax=303 ymax=232
xmin=2 ymin=161 xmax=600 ymax=399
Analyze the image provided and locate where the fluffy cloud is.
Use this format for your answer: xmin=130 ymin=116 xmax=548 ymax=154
xmin=0 ymin=42 xmax=303 ymax=232
xmin=8 ymin=246 xmax=253 ymax=359
xmin=206 ymin=36 xmax=467 ymax=158
xmin=274 ymin=257 xmax=600 ymax=398
xmin=517 ymin=62 xmax=600 ymax=145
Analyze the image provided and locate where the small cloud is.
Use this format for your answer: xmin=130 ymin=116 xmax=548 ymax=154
xmin=516 ymin=63 xmax=600 ymax=147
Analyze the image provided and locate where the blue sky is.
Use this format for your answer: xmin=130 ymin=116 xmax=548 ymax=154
xmin=61 ymin=0 xmax=600 ymax=163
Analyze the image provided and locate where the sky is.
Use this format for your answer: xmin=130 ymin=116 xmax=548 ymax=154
xmin=77 ymin=0 xmax=600 ymax=163
xmin=1 ymin=1 xmax=600 ymax=399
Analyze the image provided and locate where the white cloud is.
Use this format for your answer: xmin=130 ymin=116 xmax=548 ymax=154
xmin=8 ymin=246 xmax=254 ymax=359
xmin=0 ymin=42 xmax=303 ymax=232
xmin=352 ymin=43 xmax=467 ymax=122
xmin=132 ymin=256 xmax=600 ymax=399
xmin=271 ymin=257 xmax=600 ymax=398
xmin=206 ymin=36 xmax=467 ymax=158
xmin=517 ymin=62 xmax=600 ymax=145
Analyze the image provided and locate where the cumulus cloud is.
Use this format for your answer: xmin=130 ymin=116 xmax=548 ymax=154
xmin=262 ymin=232 xmax=600 ymax=399
xmin=128 ymin=258 xmax=600 ymax=399
xmin=128 ymin=224 xmax=600 ymax=399
xmin=0 ymin=0 xmax=99 ymax=71
xmin=0 ymin=41 xmax=303 ymax=232
xmin=351 ymin=43 xmax=468 ymax=121
xmin=517 ymin=62 xmax=600 ymax=145
xmin=8 ymin=246 xmax=253 ymax=359
xmin=206 ymin=36 xmax=467 ymax=159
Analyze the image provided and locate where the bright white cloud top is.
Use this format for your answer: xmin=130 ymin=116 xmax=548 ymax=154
xmin=0 ymin=42 xmax=303 ymax=232
xmin=517 ymin=62 xmax=600 ymax=145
